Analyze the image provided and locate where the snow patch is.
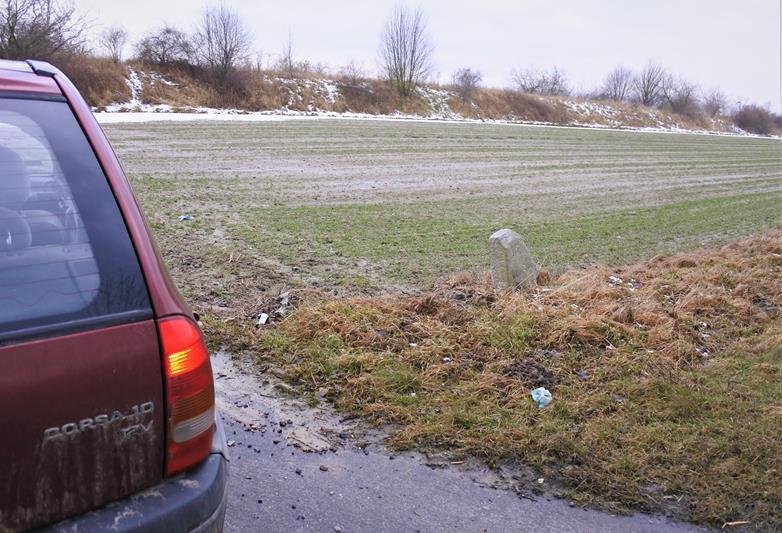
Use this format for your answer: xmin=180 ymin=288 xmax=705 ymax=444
xmin=417 ymin=86 xmax=461 ymax=120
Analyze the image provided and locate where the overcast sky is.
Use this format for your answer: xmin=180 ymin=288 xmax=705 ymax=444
xmin=74 ymin=0 xmax=780 ymax=111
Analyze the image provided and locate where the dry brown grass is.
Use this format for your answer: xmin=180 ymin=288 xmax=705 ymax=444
xmin=551 ymin=97 xmax=727 ymax=132
xmin=461 ymin=88 xmax=568 ymax=123
xmin=219 ymin=231 xmax=782 ymax=528
xmin=334 ymin=79 xmax=429 ymax=115
xmin=60 ymin=56 xmax=131 ymax=107
xmin=521 ymin=235 xmax=781 ymax=366
xmin=131 ymin=64 xmax=214 ymax=108
xmin=222 ymin=74 xmax=287 ymax=111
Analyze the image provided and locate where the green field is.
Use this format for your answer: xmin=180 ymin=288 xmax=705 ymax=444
xmin=104 ymin=119 xmax=782 ymax=527
xmin=104 ymin=119 xmax=781 ymax=304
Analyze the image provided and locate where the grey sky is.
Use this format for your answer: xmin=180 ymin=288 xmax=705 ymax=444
xmin=75 ymin=0 xmax=780 ymax=111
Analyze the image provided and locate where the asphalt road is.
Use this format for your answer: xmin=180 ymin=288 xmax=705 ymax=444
xmin=214 ymin=353 xmax=706 ymax=533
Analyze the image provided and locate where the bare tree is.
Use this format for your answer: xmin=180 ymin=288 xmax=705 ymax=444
xmin=99 ymin=25 xmax=127 ymax=63
xmin=134 ymin=25 xmax=193 ymax=65
xmin=194 ymin=3 xmax=253 ymax=79
xmin=702 ymin=89 xmax=726 ymax=117
xmin=601 ymin=65 xmax=633 ymax=101
xmin=277 ymin=31 xmax=295 ymax=77
xmin=272 ymin=34 xmax=329 ymax=78
xmin=512 ymin=66 xmax=570 ymax=96
xmin=661 ymin=75 xmax=701 ymax=117
xmin=633 ymin=62 xmax=666 ymax=106
xmin=251 ymin=50 xmax=268 ymax=73
xmin=543 ymin=66 xmax=569 ymax=96
xmin=0 ymin=0 xmax=86 ymax=59
xmin=380 ymin=6 xmax=433 ymax=98
xmin=339 ymin=60 xmax=366 ymax=84
xmin=512 ymin=67 xmax=541 ymax=93
xmin=452 ymin=67 xmax=481 ymax=104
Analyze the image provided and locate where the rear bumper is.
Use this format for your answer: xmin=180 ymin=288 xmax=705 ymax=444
xmin=45 ymin=415 xmax=229 ymax=533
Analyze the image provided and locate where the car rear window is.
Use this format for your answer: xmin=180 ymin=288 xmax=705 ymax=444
xmin=0 ymin=95 xmax=151 ymax=343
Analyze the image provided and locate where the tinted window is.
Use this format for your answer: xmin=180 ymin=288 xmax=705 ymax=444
xmin=0 ymin=96 xmax=150 ymax=342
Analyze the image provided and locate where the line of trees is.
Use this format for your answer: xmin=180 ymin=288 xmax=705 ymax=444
xmin=0 ymin=0 xmax=253 ymax=85
xmin=377 ymin=7 xmax=776 ymax=133
xmin=598 ymin=62 xmax=715 ymax=118
xmin=132 ymin=4 xmax=253 ymax=84
xmin=0 ymin=1 xmax=776 ymax=134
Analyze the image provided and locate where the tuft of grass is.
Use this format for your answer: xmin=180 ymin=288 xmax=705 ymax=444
xmin=229 ymin=232 xmax=782 ymax=529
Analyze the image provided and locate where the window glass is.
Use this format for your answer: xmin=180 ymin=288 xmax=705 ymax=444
xmin=0 ymin=96 xmax=151 ymax=341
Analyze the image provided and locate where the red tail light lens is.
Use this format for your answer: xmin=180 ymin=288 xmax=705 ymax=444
xmin=159 ymin=317 xmax=215 ymax=476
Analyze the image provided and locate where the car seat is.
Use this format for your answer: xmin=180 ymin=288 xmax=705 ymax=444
xmin=0 ymin=145 xmax=67 ymax=246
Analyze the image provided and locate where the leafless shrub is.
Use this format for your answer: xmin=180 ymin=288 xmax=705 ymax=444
xmin=511 ymin=68 xmax=537 ymax=93
xmin=661 ymin=76 xmax=701 ymax=117
xmin=702 ymin=89 xmax=727 ymax=117
xmin=632 ymin=62 xmax=666 ymax=106
xmin=300 ymin=60 xmax=329 ymax=77
xmin=380 ymin=6 xmax=433 ymax=98
xmin=134 ymin=25 xmax=194 ymax=66
xmin=339 ymin=60 xmax=367 ymax=85
xmin=0 ymin=0 xmax=86 ymax=60
xmin=270 ymin=32 xmax=328 ymax=79
xmin=600 ymin=65 xmax=633 ymax=101
xmin=512 ymin=66 xmax=570 ymax=96
xmin=451 ymin=67 xmax=482 ymax=104
xmin=733 ymin=105 xmax=774 ymax=135
xmin=193 ymin=3 xmax=253 ymax=79
xmin=98 ymin=25 xmax=127 ymax=63
xmin=250 ymin=51 xmax=269 ymax=73
xmin=276 ymin=31 xmax=295 ymax=77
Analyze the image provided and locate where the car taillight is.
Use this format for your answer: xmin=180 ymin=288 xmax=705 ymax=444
xmin=159 ymin=316 xmax=215 ymax=476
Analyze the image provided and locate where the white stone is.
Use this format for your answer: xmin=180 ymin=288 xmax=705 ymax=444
xmin=489 ymin=229 xmax=538 ymax=289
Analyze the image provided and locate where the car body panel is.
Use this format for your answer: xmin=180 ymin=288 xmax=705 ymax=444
xmin=0 ymin=65 xmax=59 ymax=95
xmin=0 ymin=320 xmax=165 ymax=531
xmin=44 ymin=415 xmax=229 ymax=533
xmin=0 ymin=60 xmax=224 ymax=531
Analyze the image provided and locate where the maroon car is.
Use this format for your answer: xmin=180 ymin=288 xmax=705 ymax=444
xmin=0 ymin=60 xmax=228 ymax=531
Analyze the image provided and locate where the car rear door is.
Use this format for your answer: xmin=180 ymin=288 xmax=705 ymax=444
xmin=0 ymin=95 xmax=165 ymax=530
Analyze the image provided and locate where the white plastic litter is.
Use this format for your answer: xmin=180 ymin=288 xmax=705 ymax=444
xmin=531 ymin=387 xmax=553 ymax=409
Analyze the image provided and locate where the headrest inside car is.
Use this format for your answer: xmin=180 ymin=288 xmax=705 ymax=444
xmin=0 ymin=145 xmax=30 ymax=212
xmin=0 ymin=207 xmax=32 ymax=252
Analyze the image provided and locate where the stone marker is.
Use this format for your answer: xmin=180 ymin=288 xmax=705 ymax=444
xmin=489 ymin=229 xmax=538 ymax=289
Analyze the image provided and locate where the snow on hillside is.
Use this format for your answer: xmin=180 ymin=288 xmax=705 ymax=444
xmin=95 ymin=69 xmax=759 ymax=137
